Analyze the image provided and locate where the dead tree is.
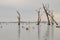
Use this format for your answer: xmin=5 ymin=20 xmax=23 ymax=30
xmin=43 ymin=4 xmax=50 ymax=25
xmin=48 ymin=12 xmax=58 ymax=40
xmin=43 ymin=3 xmax=51 ymax=40
xmin=17 ymin=11 xmax=20 ymax=40
xmin=48 ymin=13 xmax=58 ymax=25
xmin=36 ymin=8 xmax=41 ymax=40
xmin=17 ymin=11 xmax=20 ymax=25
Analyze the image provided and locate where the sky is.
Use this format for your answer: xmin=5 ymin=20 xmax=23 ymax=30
xmin=0 ymin=0 xmax=60 ymax=22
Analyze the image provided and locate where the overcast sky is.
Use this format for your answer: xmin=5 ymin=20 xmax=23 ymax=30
xmin=0 ymin=0 xmax=60 ymax=22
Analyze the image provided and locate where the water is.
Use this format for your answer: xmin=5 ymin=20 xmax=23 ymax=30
xmin=0 ymin=23 xmax=60 ymax=40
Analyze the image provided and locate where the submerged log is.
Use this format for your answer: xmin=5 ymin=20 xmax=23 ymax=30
xmin=26 ymin=28 xmax=29 ymax=30
xmin=56 ymin=25 xmax=60 ymax=28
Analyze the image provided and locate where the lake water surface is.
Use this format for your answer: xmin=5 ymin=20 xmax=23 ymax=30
xmin=0 ymin=23 xmax=60 ymax=40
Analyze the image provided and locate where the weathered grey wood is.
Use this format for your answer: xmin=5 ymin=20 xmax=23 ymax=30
xmin=43 ymin=4 xmax=50 ymax=25
xmin=48 ymin=13 xmax=58 ymax=25
xmin=36 ymin=8 xmax=41 ymax=40
xmin=17 ymin=11 xmax=20 ymax=40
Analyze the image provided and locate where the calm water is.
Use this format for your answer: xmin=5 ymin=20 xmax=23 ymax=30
xmin=0 ymin=23 xmax=60 ymax=40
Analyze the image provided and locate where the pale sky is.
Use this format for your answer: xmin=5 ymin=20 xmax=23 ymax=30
xmin=0 ymin=0 xmax=60 ymax=22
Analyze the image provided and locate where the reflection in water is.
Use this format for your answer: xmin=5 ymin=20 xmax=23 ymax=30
xmin=18 ymin=25 xmax=20 ymax=40
xmin=51 ymin=25 xmax=54 ymax=40
xmin=44 ymin=24 xmax=55 ymax=40
xmin=0 ymin=23 xmax=59 ymax=40
xmin=22 ymin=26 xmax=24 ymax=28
xmin=0 ymin=23 xmax=3 ymax=28
xmin=1 ymin=26 xmax=2 ymax=28
xmin=38 ymin=25 xmax=40 ymax=40
xmin=32 ymin=26 xmax=35 ymax=29
xmin=44 ymin=25 xmax=50 ymax=40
